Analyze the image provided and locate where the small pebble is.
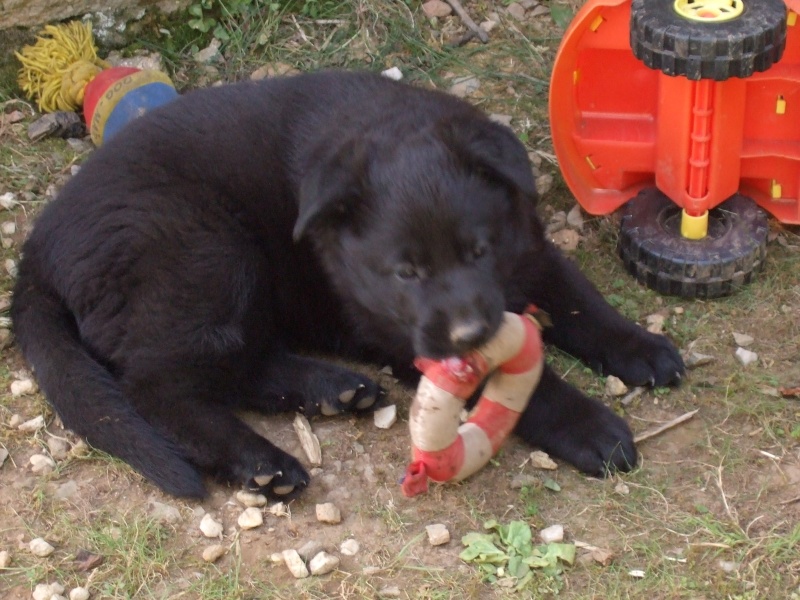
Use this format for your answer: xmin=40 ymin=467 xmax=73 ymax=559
xmin=0 ymin=448 xmax=9 ymax=467
xmin=735 ymin=347 xmax=758 ymax=367
xmin=506 ymin=2 xmax=526 ymax=20
xmin=1 ymin=221 xmax=15 ymax=236
xmin=69 ymin=587 xmax=91 ymax=600
xmin=0 ymin=192 xmax=18 ymax=209
xmin=480 ymin=18 xmax=498 ymax=33
xmin=448 ymin=76 xmax=480 ymax=98
xmin=539 ymin=524 xmax=564 ymax=544
xmin=685 ymin=351 xmax=715 ymax=369
xmin=629 ymin=569 xmax=646 ymax=578
xmin=47 ymin=437 xmax=70 ymax=461
xmin=422 ymin=0 xmax=452 ymax=18
xmin=282 ymin=549 xmax=309 ymax=578
xmin=18 ymin=415 xmax=45 ymax=431
xmin=5 ymin=258 xmax=17 ymax=277
xmin=0 ymin=549 xmax=10 ymax=567
xmin=718 ymin=559 xmax=739 ymax=573
xmin=614 ymin=481 xmax=630 ymax=495
xmin=340 ymin=538 xmax=360 ymax=556
xmin=732 ymin=332 xmax=754 ymax=347
xmin=425 ymin=523 xmax=450 ymax=546
xmin=29 ymin=537 xmax=55 ymax=557
xmin=309 ymin=551 xmax=340 ymax=575
xmin=373 ymin=404 xmax=397 ymax=429
xmin=33 ymin=583 xmax=64 ymax=600
xmin=269 ymin=552 xmax=284 ymax=563
xmin=202 ymin=544 xmax=226 ymax=563
xmin=238 ymin=507 xmax=263 ymax=530
xmin=9 ymin=414 xmax=22 ymax=428
xmin=566 ymin=204 xmax=584 ymax=231
xmin=378 ymin=586 xmax=402 ymax=598
xmin=605 ymin=375 xmax=628 ymax=397
xmin=646 ymin=313 xmax=665 ymax=334
xmin=236 ymin=490 xmax=267 ymax=507
xmin=148 ymin=501 xmax=181 ymax=525
xmin=11 ymin=379 xmax=37 ymax=397
xmin=315 ymin=502 xmax=342 ymax=524
xmin=529 ymin=450 xmax=558 ymax=470
xmin=199 ymin=514 xmax=224 ymax=538
xmin=297 ymin=540 xmax=325 ymax=561
xmin=268 ymin=502 xmax=288 ymax=517
xmin=381 ymin=67 xmax=403 ymax=81
xmin=30 ymin=454 xmax=56 ymax=474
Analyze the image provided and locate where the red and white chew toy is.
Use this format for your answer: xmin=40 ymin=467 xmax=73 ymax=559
xmin=401 ymin=310 xmax=544 ymax=497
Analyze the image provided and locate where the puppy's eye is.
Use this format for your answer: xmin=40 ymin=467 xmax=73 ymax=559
xmin=395 ymin=264 xmax=419 ymax=281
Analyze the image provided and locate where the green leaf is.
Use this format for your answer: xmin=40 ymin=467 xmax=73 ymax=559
xmin=189 ymin=4 xmax=204 ymax=17
xmin=498 ymin=521 xmax=532 ymax=555
xmin=543 ymin=478 xmax=561 ymax=492
xmin=460 ymin=533 xmax=508 ymax=564
xmin=550 ymin=2 xmax=573 ymax=29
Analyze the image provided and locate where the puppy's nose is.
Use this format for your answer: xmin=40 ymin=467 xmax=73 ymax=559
xmin=449 ymin=319 xmax=489 ymax=348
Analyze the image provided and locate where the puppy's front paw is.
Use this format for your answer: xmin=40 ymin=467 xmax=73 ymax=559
xmin=233 ymin=446 xmax=310 ymax=499
xmin=304 ymin=369 xmax=384 ymax=416
xmin=601 ymin=329 xmax=684 ymax=387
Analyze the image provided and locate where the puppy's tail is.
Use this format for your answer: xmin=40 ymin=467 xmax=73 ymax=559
xmin=11 ymin=273 xmax=207 ymax=498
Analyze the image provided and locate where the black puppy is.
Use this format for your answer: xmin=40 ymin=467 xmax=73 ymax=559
xmin=11 ymin=71 xmax=684 ymax=498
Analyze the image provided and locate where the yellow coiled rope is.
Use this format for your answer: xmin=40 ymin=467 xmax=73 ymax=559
xmin=16 ymin=21 xmax=110 ymax=113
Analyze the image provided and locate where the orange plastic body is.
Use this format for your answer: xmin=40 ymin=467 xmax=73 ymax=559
xmin=549 ymin=0 xmax=800 ymax=224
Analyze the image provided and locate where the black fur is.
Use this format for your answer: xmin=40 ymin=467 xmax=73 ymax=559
xmin=11 ymin=71 xmax=684 ymax=498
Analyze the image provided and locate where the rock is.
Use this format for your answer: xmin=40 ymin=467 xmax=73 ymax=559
xmin=17 ymin=414 xmax=45 ymax=430
xmin=309 ymin=551 xmax=340 ymax=575
xmin=605 ymin=375 xmax=628 ymax=397
xmin=0 ymin=550 xmax=10 ymax=568
xmin=27 ymin=112 xmax=84 ymax=142
xmin=315 ymin=502 xmax=341 ymax=524
xmin=11 ymin=379 xmax=38 ymax=398
xmin=0 ymin=192 xmax=18 ymax=210
xmin=549 ymin=228 xmax=580 ymax=252
xmin=566 ymin=204 xmax=584 ymax=231
xmin=297 ymin=540 xmax=324 ymax=561
xmin=489 ymin=114 xmax=513 ymax=128
xmin=546 ymin=211 xmax=567 ymax=235
xmin=340 ymin=538 xmax=360 ymax=556
xmin=148 ymin=501 xmax=181 ymax=525
xmin=29 ymin=537 xmax=55 ymax=557
xmin=268 ymin=502 xmax=289 ymax=517
xmin=646 ymin=313 xmax=666 ymax=334
xmin=685 ymin=351 xmax=715 ymax=369
xmin=378 ymin=586 xmax=402 ymax=598
xmin=732 ymin=332 xmax=754 ymax=347
xmin=510 ymin=473 xmax=539 ymax=489
xmin=529 ymin=450 xmax=558 ymax=470
xmin=69 ymin=587 xmax=91 ymax=600
xmin=614 ymin=481 xmax=630 ymax=495
xmin=536 ymin=173 xmax=554 ymax=196
xmin=539 ymin=524 xmax=564 ymax=544
xmin=381 ymin=67 xmax=403 ymax=81
xmin=202 ymin=544 xmax=226 ymax=563
xmin=1 ymin=221 xmax=15 ymax=236
xmin=236 ymin=490 xmax=267 ymax=507
xmin=718 ymin=559 xmax=739 ymax=573
xmin=0 ymin=448 xmax=7 ymax=467
xmin=33 ymin=583 xmax=64 ymax=600
xmin=237 ymin=507 xmax=263 ymax=530
xmin=269 ymin=552 xmax=284 ymax=563
xmin=422 ymin=0 xmax=452 ymax=18
xmin=735 ymin=347 xmax=758 ymax=367
xmin=194 ymin=38 xmax=222 ymax=63
xmin=70 ymin=440 xmax=90 ymax=458
xmin=47 ymin=437 xmax=70 ymax=461
xmin=30 ymin=454 xmax=56 ymax=474
xmin=293 ymin=413 xmax=322 ymax=466
xmin=282 ymin=549 xmax=309 ymax=578
xmin=506 ymin=2 xmax=526 ymax=20
xmin=480 ymin=18 xmax=498 ymax=32
xmin=199 ymin=514 xmax=224 ymax=538
xmin=9 ymin=414 xmax=22 ymax=428
xmin=628 ymin=569 xmax=646 ymax=578
xmin=373 ymin=404 xmax=397 ymax=429
xmin=425 ymin=523 xmax=450 ymax=546
xmin=448 ymin=76 xmax=480 ymax=98
xmin=530 ymin=4 xmax=549 ymax=17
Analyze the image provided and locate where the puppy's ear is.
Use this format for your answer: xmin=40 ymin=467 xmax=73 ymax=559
xmin=440 ymin=116 xmax=537 ymax=201
xmin=294 ymin=138 xmax=368 ymax=241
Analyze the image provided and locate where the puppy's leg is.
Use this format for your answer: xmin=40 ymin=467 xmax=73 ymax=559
xmin=122 ymin=368 xmax=310 ymax=497
xmin=512 ymin=240 xmax=684 ymax=386
xmin=515 ymin=364 xmax=637 ymax=474
xmin=243 ymin=353 xmax=384 ymax=416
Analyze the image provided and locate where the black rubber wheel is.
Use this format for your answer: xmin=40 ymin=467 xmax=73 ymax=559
xmin=630 ymin=0 xmax=787 ymax=80
xmin=618 ymin=188 xmax=768 ymax=298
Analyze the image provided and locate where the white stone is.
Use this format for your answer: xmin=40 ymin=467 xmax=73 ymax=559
xmin=18 ymin=415 xmax=45 ymax=431
xmin=269 ymin=552 xmax=284 ymax=563
xmin=0 ymin=448 xmax=7 ymax=467
xmin=381 ymin=67 xmax=403 ymax=81
xmin=199 ymin=514 xmax=224 ymax=538
xmin=69 ymin=587 xmax=91 ymax=600
xmin=373 ymin=404 xmax=397 ymax=429
xmin=628 ymin=569 xmax=646 ymax=578
xmin=479 ymin=19 xmax=498 ymax=32
xmin=506 ymin=2 xmax=526 ymax=20
xmin=605 ymin=375 xmax=628 ymax=397
xmin=11 ymin=379 xmax=38 ymax=397
xmin=237 ymin=507 xmax=263 ymax=530
xmin=448 ymin=76 xmax=480 ymax=98
xmin=268 ymin=502 xmax=288 ymax=517
xmin=733 ymin=332 xmax=754 ymax=347
xmin=425 ymin=523 xmax=450 ymax=546
xmin=529 ymin=450 xmax=558 ymax=470
xmin=29 ymin=537 xmax=55 ymax=557
xmin=282 ymin=549 xmax=309 ymax=578
xmin=566 ymin=204 xmax=584 ymax=231
xmin=309 ymin=551 xmax=340 ymax=575
xmin=5 ymin=258 xmax=17 ymax=277
xmin=194 ymin=38 xmax=221 ymax=63
xmin=340 ymin=538 xmax=360 ymax=556
xmin=33 ymin=583 xmax=64 ymax=600
xmin=614 ymin=481 xmax=630 ymax=495
xmin=539 ymin=524 xmax=564 ymax=544
xmin=645 ymin=313 xmax=665 ymax=334
xmin=735 ymin=347 xmax=758 ymax=367
xmin=202 ymin=544 xmax=226 ymax=563
xmin=0 ymin=550 xmax=10 ymax=568
xmin=536 ymin=173 xmax=554 ymax=196
xmin=1 ymin=221 xmax=15 ymax=236
xmin=30 ymin=454 xmax=56 ymax=473
xmin=236 ymin=490 xmax=267 ymax=507
xmin=0 ymin=192 xmax=18 ymax=210
xmin=148 ymin=501 xmax=181 ymax=525
xmin=47 ymin=437 xmax=70 ymax=461
xmin=315 ymin=502 xmax=341 ymax=524
xmin=421 ymin=0 xmax=452 ymax=18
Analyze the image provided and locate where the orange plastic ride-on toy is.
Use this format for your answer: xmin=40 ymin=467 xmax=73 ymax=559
xmin=550 ymin=0 xmax=800 ymax=297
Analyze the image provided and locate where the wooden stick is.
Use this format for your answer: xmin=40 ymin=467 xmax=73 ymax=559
xmin=634 ymin=409 xmax=699 ymax=444
xmin=443 ymin=0 xmax=489 ymax=43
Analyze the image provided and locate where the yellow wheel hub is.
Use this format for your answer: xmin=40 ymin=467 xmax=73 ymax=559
xmin=674 ymin=0 xmax=744 ymax=22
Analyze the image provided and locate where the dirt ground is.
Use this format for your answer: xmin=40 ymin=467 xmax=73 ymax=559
xmin=1 ymin=1 xmax=800 ymax=598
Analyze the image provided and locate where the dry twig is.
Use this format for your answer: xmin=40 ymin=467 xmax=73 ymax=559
xmin=443 ymin=0 xmax=489 ymax=43
xmin=634 ymin=409 xmax=699 ymax=444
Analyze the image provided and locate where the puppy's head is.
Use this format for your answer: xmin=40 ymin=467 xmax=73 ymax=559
xmin=295 ymin=115 xmax=540 ymax=359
